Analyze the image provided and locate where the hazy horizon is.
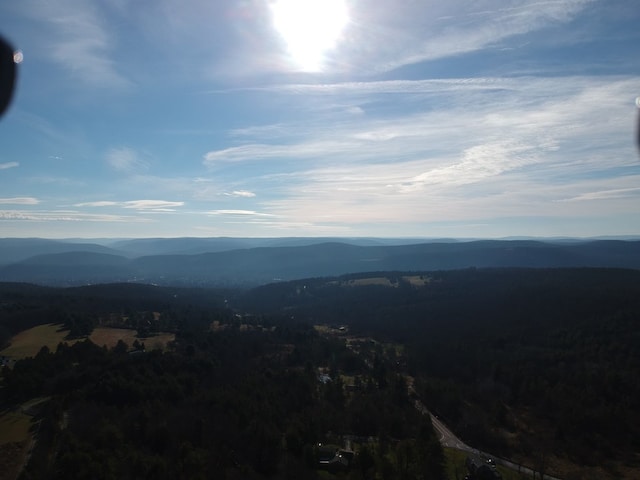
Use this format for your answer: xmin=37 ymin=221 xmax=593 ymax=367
xmin=2 ymin=234 xmax=640 ymax=243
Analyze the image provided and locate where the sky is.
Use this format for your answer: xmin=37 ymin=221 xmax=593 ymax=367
xmin=0 ymin=0 xmax=639 ymax=239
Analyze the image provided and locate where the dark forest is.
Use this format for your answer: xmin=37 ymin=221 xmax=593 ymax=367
xmin=1 ymin=267 xmax=639 ymax=479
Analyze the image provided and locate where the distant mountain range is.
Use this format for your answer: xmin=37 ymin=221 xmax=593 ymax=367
xmin=0 ymin=237 xmax=639 ymax=287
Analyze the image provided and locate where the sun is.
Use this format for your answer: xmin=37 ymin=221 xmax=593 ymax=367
xmin=270 ymin=0 xmax=349 ymax=72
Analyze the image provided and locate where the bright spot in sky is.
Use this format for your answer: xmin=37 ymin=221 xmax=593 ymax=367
xmin=271 ymin=0 xmax=349 ymax=71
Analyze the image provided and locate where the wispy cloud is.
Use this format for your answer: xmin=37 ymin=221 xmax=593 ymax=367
xmin=0 ymin=197 xmax=40 ymax=205
xmin=223 ymin=190 xmax=256 ymax=198
xmin=10 ymin=112 xmax=93 ymax=159
xmin=0 ymin=162 xmax=19 ymax=170
xmin=204 ymin=0 xmax=595 ymax=78
xmin=563 ymin=187 xmax=640 ymax=202
xmin=205 ymin=75 xmax=636 ymax=174
xmin=122 ymin=200 xmax=184 ymax=211
xmin=229 ymin=124 xmax=287 ymax=138
xmin=206 ymin=74 xmax=638 ymax=232
xmin=0 ymin=210 xmax=148 ymax=223
xmin=242 ymin=77 xmax=523 ymax=96
xmin=75 ymin=200 xmax=185 ymax=212
xmin=337 ymin=0 xmax=596 ymax=74
xmin=207 ymin=210 xmax=275 ymax=217
xmin=397 ymin=140 xmax=551 ymax=191
xmin=74 ymin=201 xmax=118 ymax=207
xmin=203 ymin=140 xmax=361 ymax=166
xmin=22 ymin=0 xmax=129 ymax=88
xmin=106 ymin=147 xmax=149 ymax=174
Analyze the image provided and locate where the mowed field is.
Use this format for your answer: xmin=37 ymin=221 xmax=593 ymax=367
xmin=0 ymin=410 xmax=30 ymax=480
xmin=0 ymin=398 xmax=50 ymax=480
xmin=89 ymin=327 xmax=175 ymax=351
xmin=0 ymin=324 xmax=175 ymax=361
xmin=0 ymin=411 xmax=31 ymax=445
xmin=0 ymin=324 xmax=73 ymax=359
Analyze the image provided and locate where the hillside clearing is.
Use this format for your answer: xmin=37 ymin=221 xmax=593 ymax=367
xmin=1 ymin=325 xmax=175 ymax=361
xmin=0 ymin=324 xmax=72 ymax=360
xmin=89 ymin=327 xmax=174 ymax=351
xmin=0 ymin=411 xmax=31 ymax=446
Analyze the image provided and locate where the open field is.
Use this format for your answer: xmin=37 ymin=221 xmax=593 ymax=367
xmin=346 ymin=277 xmax=395 ymax=287
xmin=313 ymin=325 xmax=334 ymax=335
xmin=402 ymin=275 xmax=431 ymax=286
xmin=0 ymin=324 xmax=74 ymax=360
xmin=1 ymin=325 xmax=175 ymax=361
xmin=0 ymin=411 xmax=31 ymax=446
xmin=89 ymin=327 xmax=174 ymax=351
xmin=0 ymin=399 xmax=47 ymax=480
xmin=0 ymin=408 xmax=33 ymax=480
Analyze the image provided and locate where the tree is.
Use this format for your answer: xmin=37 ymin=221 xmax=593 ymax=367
xmin=113 ymin=339 xmax=128 ymax=354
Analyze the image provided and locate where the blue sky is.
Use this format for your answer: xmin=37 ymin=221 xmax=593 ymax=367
xmin=0 ymin=0 xmax=639 ymax=239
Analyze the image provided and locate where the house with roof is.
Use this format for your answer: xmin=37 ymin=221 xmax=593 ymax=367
xmin=465 ymin=456 xmax=502 ymax=480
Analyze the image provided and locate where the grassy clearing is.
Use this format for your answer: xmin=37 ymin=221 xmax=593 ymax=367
xmin=314 ymin=325 xmax=333 ymax=334
xmin=0 ymin=411 xmax=31 ymax=445
xmin=0 ymin=324 xmax=74 ymax=360
xmin=345 ymin=277 xmax=395 ymax=287
xmin=0 ymin=325 xmax=175 ymax=361
xmin=89 ymin=327 xmax=174 ymax=351
xmin=402 ymin=275 xmax=431 ymax=286
xmin=445 ymin=447 xmax=469 ymax=480
xmin=0 ymin=400 xmax=41 ymax=480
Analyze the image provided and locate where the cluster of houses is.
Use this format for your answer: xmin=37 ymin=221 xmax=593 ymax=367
xmin=0 ymin=355 xmax=13 ymax=368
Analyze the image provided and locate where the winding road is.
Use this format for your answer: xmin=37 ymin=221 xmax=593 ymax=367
xmin=338 ymin=330 xmax=563 ymax=480
xmin=411 ymin=386 xmax=562 ymax=480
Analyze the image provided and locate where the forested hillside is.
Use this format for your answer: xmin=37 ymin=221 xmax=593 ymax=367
xmin=2 ymin=268 xmax=639 ymax=479
xmin=0 ymin=282 xmax=444 ymax=480
xmin=240 ymin=268 xmax=640 ymax=478
xmin=1 ymin=239 xmax=639 ymax=287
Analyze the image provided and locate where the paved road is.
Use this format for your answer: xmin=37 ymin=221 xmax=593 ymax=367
xmin=409 ymin=381 xmax=562 ymax=480
xmin=413 ymin=397 xmax=473 ymax=452
xmin=340 ymin=333 xmax=562 ymax=480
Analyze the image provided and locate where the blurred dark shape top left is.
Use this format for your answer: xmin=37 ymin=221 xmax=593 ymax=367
xmin=0 ymin=35 xmax=19 ymax=119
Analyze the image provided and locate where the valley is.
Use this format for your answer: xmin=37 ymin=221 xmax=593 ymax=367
xmin=1 ymin=265 xmax=638 ymax=479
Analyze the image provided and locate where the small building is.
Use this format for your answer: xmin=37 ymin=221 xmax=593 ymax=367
xmin=466 ymin=456 xmax=502 ymax=480
xmin=318 ymin=446 xmax=354 ymax=473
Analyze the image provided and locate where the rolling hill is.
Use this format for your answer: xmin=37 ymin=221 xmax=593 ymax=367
xmin=0 ymin=239 xmax=639 ymax=286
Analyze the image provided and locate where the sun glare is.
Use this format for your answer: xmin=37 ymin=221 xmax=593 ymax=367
xmin=271 ymin=0 xmax=349 ymax=71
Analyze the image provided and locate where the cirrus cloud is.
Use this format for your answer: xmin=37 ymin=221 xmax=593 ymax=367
xmin=207 ymin=209 xmax=275 ymax=217
xmin=0 ymin=162 xmax=19 ymax=170
xmin=0 ymin=197 xmax=40 ymax=205
xmin=74 ymin=200 xmax=184 ymax=212
xmin=223 ymin=190 xmax=256 ymax=198
xmin=106 ymin=147 xmax=149 ymax=174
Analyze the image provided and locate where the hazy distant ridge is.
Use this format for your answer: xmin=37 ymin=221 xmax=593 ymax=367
xmin=0 ymin=239 xmax=639 ymax=286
